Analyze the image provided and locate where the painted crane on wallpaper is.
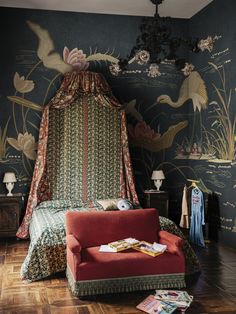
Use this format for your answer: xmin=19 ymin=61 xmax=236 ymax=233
xmin=156 ymin=71 xmax=208 ymax=152
xmin=157 ymin=71 xmax=208 ymax=112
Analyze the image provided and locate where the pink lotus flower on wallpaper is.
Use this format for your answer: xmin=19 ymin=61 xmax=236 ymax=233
xmin=63 ymin=46 xmax=89 ymax=71
xmin=128 ymin=121 xmax=161 ymax=141
xmin=7 ymin=132 xmax=37 ymax=160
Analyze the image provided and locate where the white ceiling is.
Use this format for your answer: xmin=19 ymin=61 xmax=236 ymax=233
xmin=0 ymin=0 xmax=213 ymax=18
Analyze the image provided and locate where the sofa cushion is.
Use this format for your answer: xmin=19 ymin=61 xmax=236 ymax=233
xmin=66 ymin=208 xmax=159 ymax=248
xmin=72 ymin=246 xmax=185 ymax=281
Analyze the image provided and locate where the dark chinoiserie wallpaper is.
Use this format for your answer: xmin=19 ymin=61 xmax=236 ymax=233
xmin=1 ymin=0 xmax=236 ymax=248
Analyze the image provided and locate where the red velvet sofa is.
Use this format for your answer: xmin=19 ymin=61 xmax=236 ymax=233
xmin=65 ymin=208 xmax=186 ymax=296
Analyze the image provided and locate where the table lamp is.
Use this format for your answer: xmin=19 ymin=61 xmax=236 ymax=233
xmin=3 ymin=172 xmax=17 ymax=196
xmin=151 ymin=170 xmax=165 ymax=191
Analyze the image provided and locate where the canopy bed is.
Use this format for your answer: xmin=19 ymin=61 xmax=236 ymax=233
xmin=17 ymin=71 xmax=200 ymax=282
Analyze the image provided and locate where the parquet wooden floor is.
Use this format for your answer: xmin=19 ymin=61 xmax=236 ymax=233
xmin=0 ymin=238 xmax=236 ymax=313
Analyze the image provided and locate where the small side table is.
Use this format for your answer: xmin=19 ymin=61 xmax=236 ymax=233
xmin=142 ymin=190 xmax=169 ymax=218
xmin=0 ymin=195 xmax=22 ymax=237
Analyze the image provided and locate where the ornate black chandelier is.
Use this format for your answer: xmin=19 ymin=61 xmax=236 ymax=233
xmin=118 ymin=0 xmax=201 ymax=73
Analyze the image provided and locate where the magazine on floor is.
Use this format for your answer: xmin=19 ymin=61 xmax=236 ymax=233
xmin=136 ymin=294 xmax=177 ymax=314
xmin=154 ymin=290 xmax=193 ymax=312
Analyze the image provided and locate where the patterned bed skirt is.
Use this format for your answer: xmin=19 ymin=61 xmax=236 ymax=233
xmin=66 ymin=266 xmax=186 ymax=296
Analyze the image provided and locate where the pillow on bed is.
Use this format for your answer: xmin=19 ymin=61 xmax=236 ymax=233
xmin=117 ymin=199 xmax=133 ymax=210
xmin=97 ymin=198 xmax=134 ymax=211
xmin=97 ymin=199 xmax=120 ymax=210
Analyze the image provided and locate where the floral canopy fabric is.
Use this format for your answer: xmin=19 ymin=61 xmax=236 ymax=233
xmin=17 ymin=71 xmax=139 ymax=239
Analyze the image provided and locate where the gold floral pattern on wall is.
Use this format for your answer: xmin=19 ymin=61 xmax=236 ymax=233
xmin=0 ymin=15 xmax=229 ymax=201
xmin=2 ymin=20 xmax=122 ymax=189
xmin=13 ymin=72 xmax=35 ymax=93
xmin=7 ymin=133 xmax=37 ymax=161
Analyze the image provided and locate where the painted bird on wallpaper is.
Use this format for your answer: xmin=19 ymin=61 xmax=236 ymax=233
xmin=157 ymin=71 xmax=208 ymax=112
xmin=27 ymin=20 xmax=72 ymax=74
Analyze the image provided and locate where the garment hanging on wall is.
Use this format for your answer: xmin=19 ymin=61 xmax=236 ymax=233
xmin=189 ymin=186 xmax=205 ymax=247
xmin=180 ymin=185 xmax=190 ymax=229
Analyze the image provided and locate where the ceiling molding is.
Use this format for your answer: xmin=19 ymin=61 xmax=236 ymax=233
xmin=0 ymin=0 xmax=213 ymax=18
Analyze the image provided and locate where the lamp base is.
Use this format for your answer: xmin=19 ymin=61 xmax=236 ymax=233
xmin=153 ymin=179 xmax=163 ymax=191
xmin=5 ymin=182 xmax=15 ymax=197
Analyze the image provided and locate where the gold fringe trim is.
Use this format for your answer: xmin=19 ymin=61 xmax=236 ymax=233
xmin=66 ymin=267 xmax=186 ymax=297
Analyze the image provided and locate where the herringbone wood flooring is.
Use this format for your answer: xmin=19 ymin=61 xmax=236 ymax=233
xmin=0 ymin=239 xmax=236 ymax=313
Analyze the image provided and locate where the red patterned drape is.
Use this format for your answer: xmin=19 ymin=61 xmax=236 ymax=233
xmin=120 ymin=111 xmax=139 ymax=205
xmin=16 ymin=71 xmax=139 ymax=239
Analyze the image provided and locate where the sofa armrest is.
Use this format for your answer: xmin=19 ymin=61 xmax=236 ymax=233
xmin=158 ymin=230 xmax=184 ymax=256
xmin=66 ymin=234 xmax=82 ymax=254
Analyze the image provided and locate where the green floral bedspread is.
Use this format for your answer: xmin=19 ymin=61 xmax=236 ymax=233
xmin=21 ymin=202 xmax=200 ymax=282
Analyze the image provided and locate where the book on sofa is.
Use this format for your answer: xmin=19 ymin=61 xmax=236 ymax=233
xmin=136 ymin=294 xmax=177 ymax=314
xmin=108 ymin=237 xmax=140 ymax=252
xmin=102 ymin=239 xmax=167 ymax=256
xmin=133 ymin=241 xmax=167 ymax=257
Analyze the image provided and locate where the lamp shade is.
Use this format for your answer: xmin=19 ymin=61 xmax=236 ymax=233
xmin=151 ymin=170 xmax=165 ymax=180
xmin=3 ymin=172 xmax=17 ymax=183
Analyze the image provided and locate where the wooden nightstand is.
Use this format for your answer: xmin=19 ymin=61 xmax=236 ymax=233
xmin=0 ymin=196 xmax=22 ymax=237
xmin=141 ymin=190 xmax=169 ymax=218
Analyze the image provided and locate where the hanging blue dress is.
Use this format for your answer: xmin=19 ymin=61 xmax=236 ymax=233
xmin=189 ymin=187 xmax=205 ymax=247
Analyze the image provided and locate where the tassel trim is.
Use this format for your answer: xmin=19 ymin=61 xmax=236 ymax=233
xmin=66 ymin=267 xmax=186 ymax=297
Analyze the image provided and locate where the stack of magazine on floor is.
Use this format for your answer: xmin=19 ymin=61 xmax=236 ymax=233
xmin=136 ymin=290 xmax=193 ymax=314
xmin=136 ymin=295 xmax=177 ymax=314
xmin=154 ymin=290 xmax=193 ymax=313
